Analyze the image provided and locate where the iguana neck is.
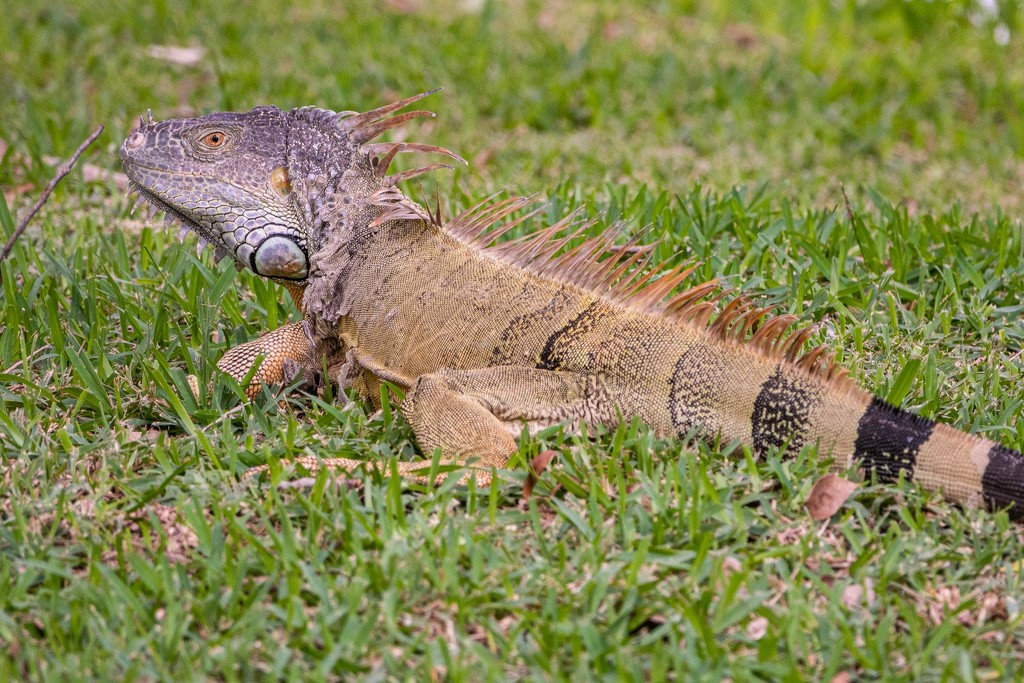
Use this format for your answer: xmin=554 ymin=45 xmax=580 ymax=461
xmin=290 ymin=161 xmax=383 ymax=252
xmin=303 ymin=181 xmax=435 ymax=325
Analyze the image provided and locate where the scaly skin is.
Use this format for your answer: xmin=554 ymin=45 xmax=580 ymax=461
xmin=121 ymin=91 xmax=1024 ymax=516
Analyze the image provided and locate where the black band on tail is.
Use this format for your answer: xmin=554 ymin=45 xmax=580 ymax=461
xmin=982 ymin=444 xmax=1024 ymax=520
xmin=853 ymin=397 xmax=934 ymax=483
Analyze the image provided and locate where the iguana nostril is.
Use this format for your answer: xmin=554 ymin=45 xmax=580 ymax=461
xmin=252 ymin=235 xmax=308 ymax=279
xmin=125 ymin=131 xmax=146 ymax=150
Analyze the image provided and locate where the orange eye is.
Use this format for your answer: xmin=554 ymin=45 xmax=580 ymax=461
xmin=201 ymin=131 xmax=227 ymax=148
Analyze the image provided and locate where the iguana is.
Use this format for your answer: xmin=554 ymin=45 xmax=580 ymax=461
xmin=120 ymin=90 xmax=1024 ymax=519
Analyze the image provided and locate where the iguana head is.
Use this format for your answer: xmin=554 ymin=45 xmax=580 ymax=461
xmin=120 ymin=106 xmax=310 ymax=281
xmin=120 ymin=90 xmax=463 ymax=284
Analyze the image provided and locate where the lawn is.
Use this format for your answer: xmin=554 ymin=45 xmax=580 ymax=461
xmin=2 ymin=0 xmax=1024 ymax=679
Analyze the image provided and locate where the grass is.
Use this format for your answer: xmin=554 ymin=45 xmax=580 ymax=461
xmin=2 ymin=0 xmax=1024 ymax=679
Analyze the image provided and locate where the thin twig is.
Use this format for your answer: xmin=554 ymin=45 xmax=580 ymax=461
xmin=0 ymin=125 xmax=105 ymax=278
xmin=840 ymin=184 xmax=856 ymax=225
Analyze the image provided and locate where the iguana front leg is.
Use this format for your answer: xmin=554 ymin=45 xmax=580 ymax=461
xmin=196 ymin=283 xmax=321 ymax=398
xmin=216 ymin=320 xmax=315 ymax=398
xmin=244 ymin=365 xmax=598 ymax=485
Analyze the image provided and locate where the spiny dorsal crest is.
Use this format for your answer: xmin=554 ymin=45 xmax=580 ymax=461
xmin=290 ymin=89 xmax=465 ymax=182
xmin=441 ymin=196 xmax=856 ymax=392
xmin=341 ymin=90 xmax=467 ymax=181
xmin=288 ymin=90 xmax=465 ymax=238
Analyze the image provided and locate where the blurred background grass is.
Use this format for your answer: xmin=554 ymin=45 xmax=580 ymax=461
xmin=3 ymin=0 xmax=1024 ymax=209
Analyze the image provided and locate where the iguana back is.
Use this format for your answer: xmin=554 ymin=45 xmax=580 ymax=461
xmin=120 ymin=91 xmax=1024 ymax=519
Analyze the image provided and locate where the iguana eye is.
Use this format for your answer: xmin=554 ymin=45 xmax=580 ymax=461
xmin=201 ymin=131 xmax=227 ymax=148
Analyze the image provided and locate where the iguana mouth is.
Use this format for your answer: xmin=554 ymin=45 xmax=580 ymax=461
xmin=126 ymin=180 xmax=236 ymax=266
xmin=126 ymin=180 xmax=308 ymax=280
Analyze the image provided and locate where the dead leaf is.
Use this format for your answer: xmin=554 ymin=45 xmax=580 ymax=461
xmin=523 ymin=449 xmax=557 ymax=500
xmin=722 ymin=555 xmax=742 ymax=576
xmin=841 ymin=584 xmax=863 ymax=609
xmin=806 ymin=473 xmax=858 ymax=521
xmin=746 ymin=616 xmax=768 ymax=640
xmin=145 ymin=45 xmax=206 ymax=66
xmin=926 ymin=585 xmax=963 ymax=626
xmin=976 ymin=592 xmax=1009 ymax=624
xmin=841 ymin=579 xmax=876 ymax=610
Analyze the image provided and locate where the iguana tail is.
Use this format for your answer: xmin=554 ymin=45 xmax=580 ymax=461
xmin=827 ymin=396 xmax=1024 ymax=518
xmin=695 ymin=354 xmax=1024 ymax=519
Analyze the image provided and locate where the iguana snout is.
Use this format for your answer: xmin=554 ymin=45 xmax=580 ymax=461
xmin=120 ymin=106 xmax=309 ymax=281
